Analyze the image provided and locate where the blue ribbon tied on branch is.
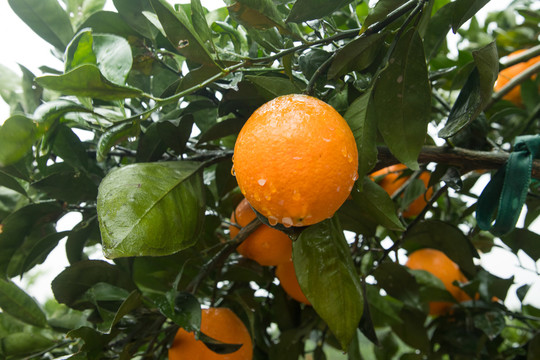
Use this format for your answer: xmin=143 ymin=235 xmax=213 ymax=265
xmin=476 ymin=135 xmax=540 ymax=236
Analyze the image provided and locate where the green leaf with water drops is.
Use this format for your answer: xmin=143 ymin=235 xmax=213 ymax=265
xmin=373 ymin=28 xmax=431 ymax=170
xmin=97 ymin=162 xmax=206 ymax=258
xmin=293 ymin=217 xmax=364 ymax=350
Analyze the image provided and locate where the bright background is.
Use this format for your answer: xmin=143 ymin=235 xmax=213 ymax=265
xmin=0 ymin=0 xmax=539 ymax=310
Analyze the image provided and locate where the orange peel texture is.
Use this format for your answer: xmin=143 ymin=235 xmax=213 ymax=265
xmin=233 ymin=94 xmax=358 ymax=227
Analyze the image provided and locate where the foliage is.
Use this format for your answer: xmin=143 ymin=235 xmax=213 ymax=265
xmin=0 ymin=0 xmax=540 ymax=359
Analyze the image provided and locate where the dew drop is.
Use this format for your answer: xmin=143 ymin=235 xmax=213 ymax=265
xmin=322 ymin=137 xmax=331 ymax=142
xmin=293 ymin=156 xmax=302 ymax=160
xmin=231 ymin=166 xmax=236 ymax=176
xmin=258 ymin=179 xmax=267 ymax=186
xmin=352 ymin=172 xmax=359 ymax=181
xmin=347 ymin=153 xmax=353 ymax=163
xmin=336 ymin=186 xmax=341 ymax=192
xmin=268 ymin=216 xmax=279 ymax=226
xmin=282 ymin=217 xmax=293 ymax=228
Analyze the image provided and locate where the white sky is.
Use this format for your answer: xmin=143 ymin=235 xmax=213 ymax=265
xmin=1 ymin=0 xmax=539 ymax=310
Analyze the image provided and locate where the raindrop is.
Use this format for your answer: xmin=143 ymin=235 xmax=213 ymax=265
xmin=352 ymin=172 xmax=359 ymax=181
xmin=231 ymin=166 xmax=236 ymax=176
xmin=336 ymin=186 xmax=341 ymax=192
xmin=268 ymin=216 xmax=279 ymax=226
xmin=322 ymin=137 xmax=331 ymax=142
xmin=282 ymin=217 xmax=293 ymax=228
xmin=258 ymin=179 xmax=266 ymax=186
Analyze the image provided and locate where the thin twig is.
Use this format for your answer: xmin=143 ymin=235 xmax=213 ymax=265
xmin=500 ymin=44 xmax=540 ymax=68
xmin=186 ymin=217 xmax=262 ymax=294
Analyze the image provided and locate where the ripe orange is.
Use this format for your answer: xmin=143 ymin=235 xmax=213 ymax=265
xmin=230 ymin=198 xmax=292 ymax=266
xmin=405 ymin=248 xmax=470 ymax=316
xmin=370 ymin=164 xmax=433 ymax=218
xmin=494 ymin=49 xmax=540 ymax=106
xmin=168 ymin=307 xmax=253 ymax=360
xmin=232 ymin=94 xmax=358 ymax=227
xmin=275 ymin=261 xmax=311 ymax=305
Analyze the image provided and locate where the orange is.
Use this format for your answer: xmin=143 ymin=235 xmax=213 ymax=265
xmin=275 ymin=261 xmax=311 ymax=305
xmin=370 ymin=164 xmax=433 ymax=218
xmin=168 ymin=307 xmax=253 ymax=360
xmin=230 ymin=198 xmax=292 ymax=266
xmin=232 ymin=94 xmax=358 ymax=227
xmin=494 ymin=49 xmax=540 ymax=106
xmin=405 ymin=248 xmax=470 ymax=316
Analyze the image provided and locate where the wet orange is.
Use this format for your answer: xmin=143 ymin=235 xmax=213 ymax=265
xmin=494 ymin=49 xmax=540 ymax=106
xmin=168 ymin=307 xmax=253 ymax=360
xmin=230 ymin=198 xmax=292 ymax=266
xmin=370 ymin=164 xmax=433 ymax=218
xmin=405 ymin=248 xmax=470 ymax=316
xmin=233 ymin=94 xmax=358 ymax=227
xmin=275 ymin=261 xmax=310 ymax=305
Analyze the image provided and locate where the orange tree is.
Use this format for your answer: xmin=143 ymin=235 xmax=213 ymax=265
xmin=0 ymin=0 xmax=540 ymax=359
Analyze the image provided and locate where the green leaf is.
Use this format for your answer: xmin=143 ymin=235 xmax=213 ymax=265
xmin=344 ymin=90 xmax=377 ymax=179
xmin=112 ymin=0 xmax=159 ymax=39
xmin=65 ymin=30 xmax=97 ymax=73
xmin=149 ymin=0 xmax=215 ymax=65
xmin=450 ymin=0 xmax=489 ymax=33
xmin=20 ymin=231 xmax=69 ymax=276
xmin=0 ymin=65 xmax=21 ymax=106
xmin=152 ymin=291 xmax=201 ymax=331
xmin=0 ymin=332 xmax=55 ymax=358
xmin=501 ymin=228 xmax=540 ymax=262
xmin=286 ymin=0 xmax=354 ymax=23
xmin=197 ymin=117 xmax=245 ymax=145
xmin=246 ymin=75 xmax=301 ymax=100
xmin=373 ymin=261 xmax=422 ymax=310
xmin=96 ymin=121 xmax=141 ymax=162
xmin=374 ymin=29 xmax=431 ymax=170
xmin=36 ymin=64 xmax=143 ymax=101
xmin=8 ymin=0 xmax=74 ymax=50
xmin=0 ymin=202 xmax=64 ymax=276
xmin=0 ymin=279 xmax=47 ymax=328
xmin=403 ymin=220 xmax=478 ymax=276
xmin=362 ymin=0 xmax=407 ymax=31
xmin=227 ymin=0 xmax=288 ymax=33
xmin=32 ymin=171 xmax=98 ymax=203
xmin=157 ymin=114 xmax=194 ymax=154
xmin=65 ymin=217 xmax=99 ymax=264
xmin=191 ymin=0 xmax=214 ymax=48
xmin=20 ymin=65 xmax=43 ymax=114
xmin=0 ymin=115 xmax=37 ymax=167
xmin=350 ymin=178 xmax=406 ymax=232
xmin=0 ymin=171 xmax=28 ymax=198
xmin=64 ymin=0 xmax=107 ymax=28
xmin=33 ymin=100 xmax=94 ymax=134
xmin=438 ymin=42 xmax=498 ymax=138
xmin=78 ymin=11 xmax=139 ymax=38
xmin=51 ymin=125 xmax=91 ymax=172
xmin=293 ymin=217 xmax=363 ymax=349
xmin=473 ymin=311 xmax=506 ymax=340
xmin=328 ymin=32 xmax=386 ymax=79
xmin=97 ymin=162 xmax=206 ymax=258
xmin=51 ymin=260 xmax=135 ymax=310
xmin=92 ymin=33 xmax=133 ymax=84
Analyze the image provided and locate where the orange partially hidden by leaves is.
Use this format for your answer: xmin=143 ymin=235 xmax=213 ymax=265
xmin=370 ymin=164 xmax=433 ymax=218
xmin=494 ymin=49 xmax=540 ymax=106
xmin=233 ymin=94 xmax=358 ymax=227
xmin=275 ymin=261 xmax=311 ymax=305
xmin=230 ymin=198 xmax=292 ymax=266
xmin=168 ymin=307 xmax=253 ymax=360
xmin=405 ymin=248 xmax=470 ymax=316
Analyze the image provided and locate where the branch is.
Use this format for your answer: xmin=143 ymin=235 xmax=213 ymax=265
xmin=186 ymin=217 xmax=262 ymax=294
xmin=500 ymin=44 xmax=540 ymax=68
xmin=375 ymin=146 xmax=540 ymax=179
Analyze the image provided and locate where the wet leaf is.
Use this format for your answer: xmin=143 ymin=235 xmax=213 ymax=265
xmin=0 ymin=279 xmax=47 ymax=328
xmin=97 ymin=162 xmax=205 ymax=258
xmin=286 ymin=0 xmax=354 ymax=23
xmin=438 ymin=42 xmax=498 ymax=138
xmin=0 ymin=115 xmax=37 ymax=167
xmin=374 ymin=29 xmax=431 ymax=170
xmin=328 ymin=32 xmax=385 ymax=79
xmin=8 ymin=0 xmax=74 ymax=50
xmin=150 ymin=0 xmax=215 ymax=65
xmin=0 ymin=332 xmax=55 ymax=358
xmin=96 ymin=121 xmax=140 ymax=162
xmin=293 ymin=217 xmax=363 ymax=350
xmin=36 ymin=64 xmax=143 ymax=101
xmin=344 ymin=89 xmax=377 ymax=179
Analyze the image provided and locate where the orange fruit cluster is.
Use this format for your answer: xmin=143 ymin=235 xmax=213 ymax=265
xmin=230 ymin=198 xmax=310 ymax=305
xmin=405 ymin=248 xmax=471 ymax=316
xmin=370 ymin=164 xmax=433 ymax=218
xmin=229 ymin=198 xmax=292 ymax=266
xmin=494 ymin=49 xmax=540 ymax=106
xmin=169 ymin=307 xmax=253 ymax=359
xmin=233 ymin=94 xmax=358 ymax=227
